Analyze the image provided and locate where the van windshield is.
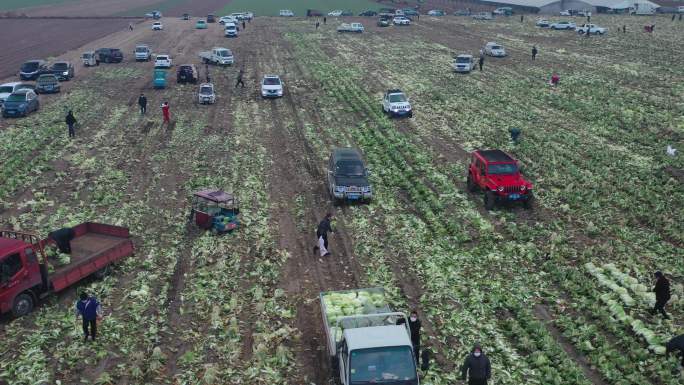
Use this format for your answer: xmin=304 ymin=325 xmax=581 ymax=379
xmin=457 ymin=57 xmax=471 ymax=63
xmin=136 ymin=47 xmax=148 ymax=52
xmin=350 ymin=346 xmax=416 ymax=383
xmin=263 ymin=77 xmax=281 ymax=85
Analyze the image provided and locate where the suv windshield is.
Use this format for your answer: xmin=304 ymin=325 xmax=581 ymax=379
xmin=38 ymin=75 xmax=56 ymax=82
xmin=491 ymin=45 xmax=502 ymax=50
xmin=488 ymin=163 xmax=519 ymax=175
xmin=336 ymin=160 xmax=365 ymax=176
xmin=263 ymin=78 xmax=281 ymax=86
xmin=21 ymin=62 xmax=39 ymax=72
xmin=350 ymin=346 xmax=416 ymax=383
xmin=457 ymin=57 xmax=471 ymax=63
xmin=389 ymin=94 xmax=406 ymax=103
xmin=157 ymin=56 xmax=168 ymax=60
xmin=0 ymin=86 xmax=14 ymax=93
xmin=6 ymin=94 xmax=26 ymax=102
xmin=200 ymin=86 xmax=212 ymax=94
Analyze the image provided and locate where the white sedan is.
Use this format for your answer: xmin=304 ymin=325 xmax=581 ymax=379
xmin=550 ymin=21 xmax=577 ymax=30
xmin=154 ymin=54 xmax=172 ymax=68
xmin=484 ymin=42 xmax=506 ymax=57
xmin=152 ymin=21 xmax=163 ymax=30
xmin=393 ymin=16 xmax=411 ymax=25
xmin=261 ymin=75 xmax=284 ymax=98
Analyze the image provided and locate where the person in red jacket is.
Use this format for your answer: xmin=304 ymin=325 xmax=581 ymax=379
xmin=161 ymin=101 xmax=170 ymax=124
xmin=550 ymin=73 xmax=560 ymax=86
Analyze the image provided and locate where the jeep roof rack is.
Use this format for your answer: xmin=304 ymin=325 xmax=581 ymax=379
xmin=478 ymin=149 xmax=514 ymax=163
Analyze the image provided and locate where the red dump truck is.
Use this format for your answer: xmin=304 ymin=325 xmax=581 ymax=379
xmin=0 ymin=222 xmax=134 ymax=317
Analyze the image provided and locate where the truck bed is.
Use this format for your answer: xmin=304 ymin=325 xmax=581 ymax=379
xmin=48 ymin=223 xmax=134 ymax=292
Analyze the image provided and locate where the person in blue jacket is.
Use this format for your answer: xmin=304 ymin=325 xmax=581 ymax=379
xmin=76 ymin=292 xmax=101 ymax=341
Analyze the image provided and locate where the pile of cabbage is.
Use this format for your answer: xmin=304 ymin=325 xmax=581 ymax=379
xmin=323 ymin=289 xmax=387 ymax=325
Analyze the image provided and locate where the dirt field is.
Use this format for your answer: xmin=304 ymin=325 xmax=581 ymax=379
xmin=0 ymin=12 xmax=682 ymax=385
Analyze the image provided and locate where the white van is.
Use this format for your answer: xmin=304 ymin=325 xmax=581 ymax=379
xmin=279 ymin=9 xmax=294 ymax=17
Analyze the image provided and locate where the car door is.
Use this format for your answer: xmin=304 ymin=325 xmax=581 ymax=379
xmin=28 ymin=92 xmax=37 ymax=111
xmin=382 ymin=93 xmax=388 ymax=111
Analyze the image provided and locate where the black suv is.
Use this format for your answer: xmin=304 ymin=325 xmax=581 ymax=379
xmin=95 ymin=48 xmax=124 ymax=63
xmin=207 ymin=14 xmax=216 ymax=23
xmin=177 ymin=64 xmax=198 ymax=83
xmin=49 ymin=61 xmax=75 ymax=81
xmin=327 ymin=148 xmax=372 ymax=204
xmin=359 ymin=10 xmax=378 ymax=16
xmin=19 ymin=60 xmax=48 ymax=80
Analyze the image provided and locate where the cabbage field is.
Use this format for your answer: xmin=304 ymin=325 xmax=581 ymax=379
xmin=0 ymin=13 xmax=682 ymax=385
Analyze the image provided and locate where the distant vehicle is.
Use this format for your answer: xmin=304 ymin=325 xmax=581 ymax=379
xmin=379 ymin=8 xmax=395 ymax=18
xmin=154 ymin=54 xmax=172 ymax=68
xmin=576 ymin=10 xmax=588 ymax=16
xmin=198 ymin=83 xmax=216 ymax=104
xmin=230 ymin=12 xmax=246 ymax=20
xmin=196 ymin=19 xmax=207 ymax=29
xmin=536 ymin=19 xmax=550 ymax=27
xmin=629 ymin=3 xmax=657 ymax=15
xmin=145 ymin=10 xmax=161 ymax=19
xmin=473 ymin=12 xmax=494 ymax=20
xmin=176 ymin=64 xmax=198 ymax=83
xmin=678 ymin=5 xmax=684 ymax=13
xmin=467 ymin=149 xmax=534 ymax=209
xmin=0 ymin=82 xmax=32 ymax=107
xmin=453 ymin=54 xmax=475 ymax=73
xmin=340 ymin=10 xmax=354 ymax=16
xmin=328 ymin=10 xmax=343 ymax=16
xmin=95 ymin=48 xmax=123 ymax=63
xmin=153 ymin=69 xmax=167 ymax=89
xmin=199 ymin=47 xmax=234 ymax=66
xmin=219 ymin=16 xmax=238 ymax=25
xmin=280 ymin=9 xmax=294 ymax=17
xmin=550 ymin=21 xmax=576 ymax=30
xmin=485 ymin=42 xmax=507 ymax=57
xmin=402 ymin=8 xmax=419 ymax=16
xmin=1 ymin=89 xmax=39 ymax=118
xmin=48 ymin=61 xmax=74 ymax=81
xmin=382 ymin=89 xmax=412 ymax=118
xmin=393 ymin=16 xmax=411 ymax=25
xmin=493 ymin=7 xmax=513 ymax=15
xmin=327 ymin=148 xmax=372 ymax=203
xmin=19 ymin=60 xmax=48 ymax=80
xmin=82 ymin=51 xmax=99 ymax=66
xmin=152 ymin=21 xmax=163 ymax=30
xmin=576 ymin=23 xmax=607 ymax=35
xmin=337 ymin=22 xmax=364 ymax=33
xmin=377 ymin=18 xmax=391 ymax=27
xmin=307 ymin=9 xmax=324 ymax=17
xmin=0 ymin=223 xmax=134 ymax=317
xmin=428 ymin=9 xmax=446 ymax=16
xmin=135 ymin=44 xmax=151 ymax=61
xmin=358 ymin=10 xmax=378 ymax=16
xmin=560 ymin=9 xmax=572 ymax=16
xmin=225 ymin=22 xmax=239 ymax=37
xmin=242 ymin=12 xmax=254 ymax=20
xmin=261 ymin=75 xmax=284 ymax=98
xmin=454 ymin=9 xmax=471 ymax=16
xmin=35 ymin=74 xmax=60 ymax=94
xmin=182 ymin=13 xmax=190 ymax=20
xmin=207 ymin=14 xmax=216 ymax=23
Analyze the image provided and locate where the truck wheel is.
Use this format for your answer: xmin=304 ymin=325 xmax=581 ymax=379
xmin=467 ymin=174 xmax=477 ymax=192
xmin=484 ymin=191 xmax=496 ymax=210
xmin=12 ymin=293 xmax=34 ymax=317
xmin=524 ymin=194 xmax=534 ymax=209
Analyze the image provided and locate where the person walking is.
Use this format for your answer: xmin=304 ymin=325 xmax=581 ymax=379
xmin=461 ymin=344 xmax=492 ymax=385
xmin=65 ymin=110 xmax=77 ymax=138
xmin=314 ymin=212 xmax=334 ymax=257
xmin=478 ymin=55 xmax=484 ymax=71
xmin=520 ymin=14 xmax=524 ymax=22
xmin=666 ymin=334 xmax=684 ymax=368
xmin=242 ymin=21 xmax=246 ymax=30
xmin=129 ymin=23 xmax=133 ymax=31
xmin=397 ymin=311 xmax=422 ymax=365
xmin=323 ymin=16 xmax=327 ymax=24
xmin=138 ymin=93 xmax=147 ymax=114
xmin=532 ymin=45 xmax=538 ymax=60
xmin=679 ymin=13 xmax=682 ymax=21
xmin=161 ymin=101 xmax=170 ymax=124
xmin=623 ymin=24 xmax=626 ymax=33
xmin=235 ymin=67 xmax=245 ymax=88
xmin=76 ymin=292 xmax=102 ymax=341
xmin=651 ymin=271 xmax=671 ymax=318
xmin=672 ymin=13 xmax=676 ymax=21
xmin=316 ymin=21 xmax=320 ymax=29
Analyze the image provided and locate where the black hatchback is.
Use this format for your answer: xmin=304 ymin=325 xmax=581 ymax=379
xmin=177 ymin=64 xmax=198 ymax=83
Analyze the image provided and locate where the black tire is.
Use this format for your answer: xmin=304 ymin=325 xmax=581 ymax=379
xmin=467 ymin=174 xmax=477 ymax=192
xmin=578 ymin=30 xmax=585 ymax=35
xmin=12 ymin=293 xmax=34 ymax=317
xmin=524 ymin=193 xmax=534 ymax=209
xmin=484 ymin=191 xmax=496 ymax=210
xmin=408 ymin=111 xmax=413 ymax=118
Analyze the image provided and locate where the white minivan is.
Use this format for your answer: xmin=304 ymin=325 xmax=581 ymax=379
xmin=225 ymin=22 xmax=238 ymax=37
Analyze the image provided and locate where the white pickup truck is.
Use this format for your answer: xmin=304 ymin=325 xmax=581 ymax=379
xmin=337 ymin=22 xmax=364 ymax=33
xmin=576 ymin=23 xmax=607 ymax=35
xmin=199 ymin=47 xmax=234 ymax=65
xmin=135 ymin=44 xmax=151 ymax=61
xmin=320 ymin=288 xmax=421 ymax=385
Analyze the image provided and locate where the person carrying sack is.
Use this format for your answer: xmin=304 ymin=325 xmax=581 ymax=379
xmin=314 ymin=212 xmax=333 ymax=257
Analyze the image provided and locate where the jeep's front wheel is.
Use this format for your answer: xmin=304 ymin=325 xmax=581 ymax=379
xmin=467 ymin=174 xmax=477 ymax=192
xmin=524 ymin=193 xmax=534 ymax=209
xmin=484 ymin=191 xmax=496 ymax=210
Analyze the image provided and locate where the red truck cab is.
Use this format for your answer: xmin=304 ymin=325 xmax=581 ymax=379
xmin=467 ymin=149 xmax=534 ymax=209
xmin=0 ymin=223 xmax=134 ymax=317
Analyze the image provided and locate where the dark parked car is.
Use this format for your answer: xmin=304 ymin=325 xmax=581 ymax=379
xmin=306 ymin=9 xmax=323 ymax=16
xmin=19 ymin=60 xmax=48 ymax=80
xmin=35 ymin=74 xmax=60 ymax=94
xmin=327 ymin=147 xmax=372 ymax=204
xmin=49 ymin=61 xmax=75 ymax=81
xmin=340 ymin=10 xmax=354 ymax=16
xmin=95 ymin=48 xmax=124 ymax=63
xmin=207 ymin=14 xmax=216 ymax=23
xmin=177 ymin=64 xmax=198 ymax=83
xmin=359 ymin=10 xmax=378 ymax=16
xmin=182 ymin=13 xmax=190 ymax=20
xmin=2 ymin=89 xmax=39 ymax=118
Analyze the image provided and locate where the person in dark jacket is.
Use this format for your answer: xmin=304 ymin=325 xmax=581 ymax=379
xmin=666 ymin=334 xmax=684 ymax=366
xmin=531 ymin=46 xmax=538 ymax=60
xmin=396 ymin=310 xmax=422 ymax=365
xmin=461 ymin=344 xmax=491 ymax=385
xmin=242 ymin=21 xmax=246 ymax=30
xmin=235 ymin=68 xmax=245 ymax=88
xmin=323 ymin=16 xmax=327 ymax=24
xmin=651 ymin=271 xmax=670 ymax=318
xmin=314 ymin=212 xmax=333 ymax=256
xmin=75 ymin=292 xmax=101 ymax=341
xmin=49 ymin=227 xmax=75 ymax=254
xmin=138 ymin=93 xmax=147 ymax=114
xmin=478 ymin=55 xmax=484 ymax=71
xmin=65 ymin=110 xmax=77 ymax=138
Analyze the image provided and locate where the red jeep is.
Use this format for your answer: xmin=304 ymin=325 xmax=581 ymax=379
xmin=467 ymin=150 xmax=534 ymax=209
